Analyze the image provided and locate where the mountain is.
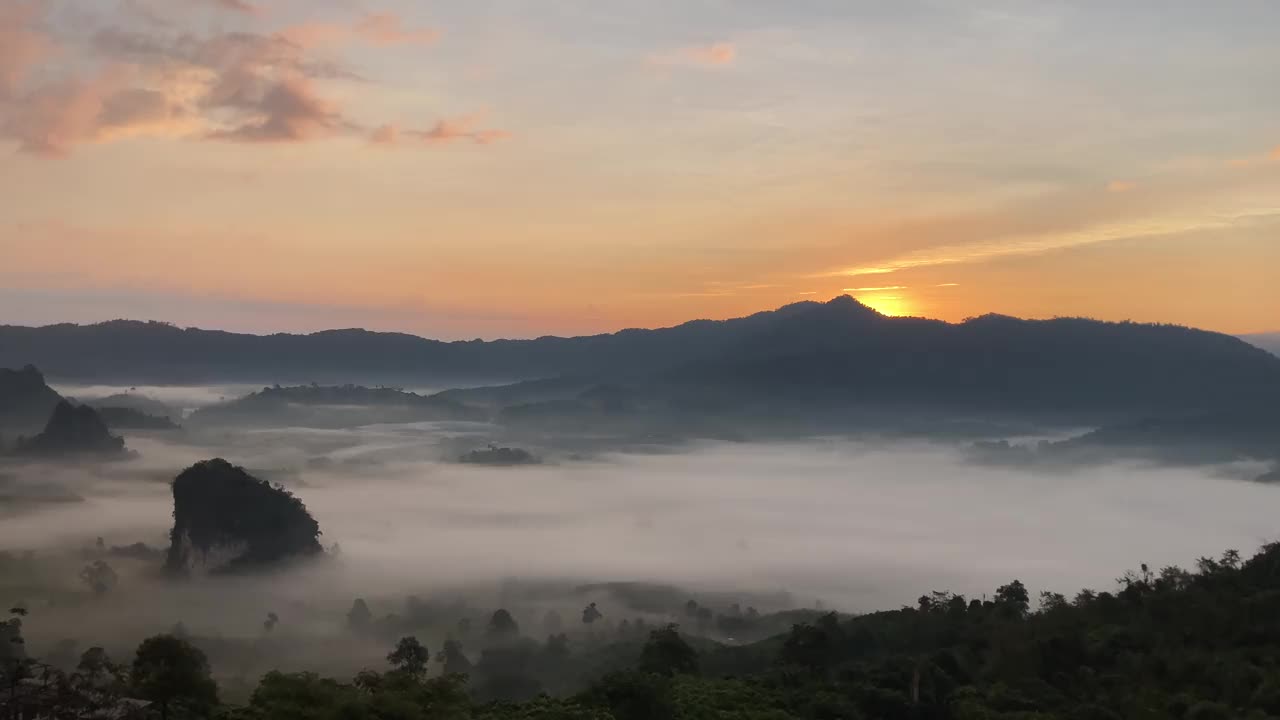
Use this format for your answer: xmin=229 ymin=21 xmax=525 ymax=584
xmin=0 ymin=365 xmax=65 ymax=439
xmin=14 ymin=401 xmax=128 ymax=458
xmin=95 ymin=406 xmax=181 ymax=430
xmin=166 ymin=459 xmax=324 ymax=575
xmin=970 ymin=404 xmax=1280 ymax=475
xmin=1243 ymin=332 xmax=1280 ymax=358
xmin=185 ymin=383 xmax=483 ymax=428
xmin=3 ymin=298 xmax=1278 ymax=425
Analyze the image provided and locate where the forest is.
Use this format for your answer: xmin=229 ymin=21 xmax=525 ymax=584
xmin=6 ymin=541 xmax=1280 ymax=719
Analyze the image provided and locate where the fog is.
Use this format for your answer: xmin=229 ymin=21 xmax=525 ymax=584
xmin=3 ymin=388 xmax=1279 ymax=686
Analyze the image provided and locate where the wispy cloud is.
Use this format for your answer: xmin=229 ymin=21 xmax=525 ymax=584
xmin=0 ymin=4 xmax=448 ymax=155
xmin=369 ymin=115 xmax=510 ymax=147
xmin=1107 ymin=180 xmax=1136 ymax=193
xmin=207 ymin=76 xmax=348 ymax=143
xmin=1227 ymin=145 xmax=1280 ymax=168
xmin=824 ymin=210 xmax=1280 ymax=278
xmin=279 ymin=14 xmax=439 ymax=49
xmin=205 ymin=0 xmax=261 ymax=15
xmin=649 ymin=42 xmax=737 ymax=68
xmin=843 ymin=285 xmax=907 ymax=292
xmin=0 ymin=1 xmax=52 ymax=100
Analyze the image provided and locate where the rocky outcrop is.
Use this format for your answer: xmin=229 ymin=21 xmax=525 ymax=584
xmin=165 ymin=459 xmax=323 ymax=575
xmin=15 ymin=401 xmax=127 ymax=458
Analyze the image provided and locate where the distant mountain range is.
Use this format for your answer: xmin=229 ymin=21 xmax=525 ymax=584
xmin=1243 ymin=332 xmax=1280 ymax=358
xmin=3 ymin=297 xmax=1278 ymax=426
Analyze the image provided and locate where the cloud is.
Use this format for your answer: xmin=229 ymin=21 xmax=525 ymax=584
xmin=844 ymin=285 xmax=907 ymax=291
xmin=687 ymin=42 xmax=736 ymax=66
xmin=0 ymin=0 xmax=54 ymax=100
xmin=650 ymin=42 xmax=737 ymax=69
xmin=1107 ymin=180 xmax=1136 ymax=193
xmin=207 ymin=76 xmax=346 ymax=143
xmin=823 ymin=211 xmax=1280 ymax=278
xmin=279 ymin=13 xmax=439 ymax=49
xmin=1227 ymin=146 xmax=1280 ymax=168
xmin=206 ymin=0 xmax=261 ymax=15
xmin=369 ymin=123 xmax=398 ymax=145
xmin=4 ymin=5 xmax=441 ymax=156
xmin=372 ymin=115 xmax=510 ymax=147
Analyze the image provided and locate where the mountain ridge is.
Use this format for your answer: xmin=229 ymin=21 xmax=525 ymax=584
xmin=2 ymin=298 xmax=1277 ymax=424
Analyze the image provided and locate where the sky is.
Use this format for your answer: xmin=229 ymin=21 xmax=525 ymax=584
xmin=1 ymin=0 xmax=1277 ymax=339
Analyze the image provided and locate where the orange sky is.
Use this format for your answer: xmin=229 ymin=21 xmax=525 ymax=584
xmin=1 ymin=1 xmax=1277 ymax=337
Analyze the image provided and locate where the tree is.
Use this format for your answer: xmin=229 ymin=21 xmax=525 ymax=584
xmin=165 ymin=459 xmax=323 ymax=575
xmin=130 ymin=634 xmax=218 ymax=720
xmin=994 ymin=580 xmax=1030 ymax=618
xmin=581 ymin=602 xmax=603 ymax=625
xmin=437 ymin=639 xmax=472 ymax=676
xmin=79 ymin=560 xmax=119 ymax=596
xmin=347 ymin=599 xmax=372 ymax=632
xmin=388 ymin=636 xmax=430 ymax=678
xmin=638 ymin=624 xmax=698 ymax=677
xmin=487 ymin=609 xmax=520 ymax=642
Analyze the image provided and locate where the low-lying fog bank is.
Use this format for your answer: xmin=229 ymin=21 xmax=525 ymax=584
xmin=4 ymin=431 xmax=1277 ymax=660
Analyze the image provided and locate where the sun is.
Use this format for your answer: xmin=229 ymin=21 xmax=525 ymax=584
xmin=859 ymin=294 xmax=913 ymax=317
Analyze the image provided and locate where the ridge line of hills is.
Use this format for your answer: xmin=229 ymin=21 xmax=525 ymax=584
xmin=2 ymin=296 xmax=1277 ymax=390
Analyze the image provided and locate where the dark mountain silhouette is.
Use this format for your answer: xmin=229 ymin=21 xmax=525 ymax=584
xmin=14 ymin=401 xmax=127 ymax=458
xmin=1243 ymin=332 xmax=1280 ymax=358
xmin=968 ymin=403 xmax=1280 ymax=480
xmin=0 ymin=365 xmax=64 ymax=435
xmin=165 ymin=458 xmax=323 ymax=575
xmin=3 ymin=298 xmax=1278 ymax=423
xmin=95 ymin=406 xmax=181 ymax=430
xmin=85 ymin=392 xmax=179 ymax=419
xmin=186 ymin=383 xmax=482 ymax=428
xmin=459 ymin=445 xmax=539 ymax=466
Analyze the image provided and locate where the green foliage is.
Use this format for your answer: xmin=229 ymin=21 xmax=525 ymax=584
xmin=388 ymin=636 xmax=430 ymax=678
xmin=165 ymin=459 xmax=323 ymax=574
xmin=21 ymin=542 xmax=1280 ymax=720
xmin=638 ymin=625 xmax=698 ymax=677
xmin=130 ymin=634 xmax=219 ymax=719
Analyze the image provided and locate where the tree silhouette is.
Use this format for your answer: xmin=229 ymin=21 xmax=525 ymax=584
xmin=387 ymin=636 xmax=429 ymax=678
xmin=130 ymin=634 xmax=218 ymax=720
xmin=79 ymin=560 xmax=118 ymax=596
xmin=638 ymin=624 xmax=698 ymax=677
xmin=487 ymin=609 xmax=520 ymax=642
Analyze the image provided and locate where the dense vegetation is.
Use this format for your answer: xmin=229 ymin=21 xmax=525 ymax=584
xmin=165 ymin=459 xmax=324 ymax=575
xmin=8 ymin=543 xmax=1280 ymax=718
xmin=4 ymin=299 xmax=1277 ymax=421
xmin=12 ymin=401 xmax=128 ymax=458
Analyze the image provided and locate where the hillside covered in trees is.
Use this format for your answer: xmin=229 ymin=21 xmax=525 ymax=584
xmin=3 ymin=298 xmax=1277 ymax=423
xmin=7 ymin=541 xmax=1280 ymax=719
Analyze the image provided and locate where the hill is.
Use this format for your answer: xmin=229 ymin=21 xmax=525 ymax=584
xmin=186 ymin=383 xmax=483 ymax=428
xmin=1244 ymin=332 xmax=1280 ymax=358
xmin=0 ymin=365 xmax=64 ymax=438
xmin=3 ymin=299 xmax=1278 ymax=425
xmin=13 ymin=401 xmax=128 ymax=458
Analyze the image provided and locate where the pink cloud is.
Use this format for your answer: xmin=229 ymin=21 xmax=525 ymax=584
xmin=369 ymin=123 xmax=399 ymax=145
xmin=1107 ymin=180 xmax=1136 ymax=193
xmin=369 ymin=115 xmax=509 ymax=147
xmin=0 ymin=65 xmax=185 ymax=157
xmin=1271 ymin=146 xmax=1280 ymax=162
xmin=207 ymin=0 xmax=261 ymax=15
xmin=279 ymin=13 xmax=438 ymax=49
xmin=1 ymin=5 xmax=444 ymax=156
xmin=0 ymin=1 xmax=54 ymax=100
xmin=207 ymin=76 xmax=344 ymax=143
xmin=687 ymin=42 xmax=736 ymax=66
xmin=649 ymin=42 xmax=737 ymax=69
